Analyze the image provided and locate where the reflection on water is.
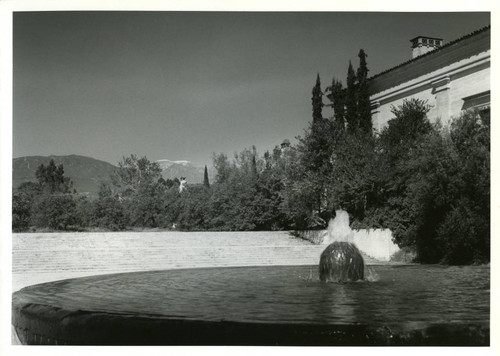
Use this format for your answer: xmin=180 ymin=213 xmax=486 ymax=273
xmin=364 ymin=266 xmax=379 ymax=282
xmin=24 ymin=264 xmax=489 ymax=332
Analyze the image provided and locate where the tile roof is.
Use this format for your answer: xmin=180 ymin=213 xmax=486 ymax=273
xmin=369 ymin=26 xmax=491 ymax=82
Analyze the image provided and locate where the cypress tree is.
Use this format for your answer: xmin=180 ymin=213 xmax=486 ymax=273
xmin=345 ymin=61 xmax=358 ymax=132
xmin=203 ymin=165 xmax=210 ymax=187
xmin=326 ymin=78 xmax=345 ymax=131
xmin=311 ymin=73 xmax=324 ymax=124
xmin=357 ymin=49 xmax=372 ymax=134
xmin=251 ymin=154 xmax=258 ymax=177
xmin=263 ymin=151 xmax=272 ymax=170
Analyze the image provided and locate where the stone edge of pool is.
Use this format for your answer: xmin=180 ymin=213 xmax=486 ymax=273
xmin=12 ymin=288 xmax=489 ymax=346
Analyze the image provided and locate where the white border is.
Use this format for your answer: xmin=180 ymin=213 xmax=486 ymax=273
xmin=1 ymin=1 xmax=498 ymax=356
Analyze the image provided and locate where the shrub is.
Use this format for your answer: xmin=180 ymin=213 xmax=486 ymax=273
xmin=31 ymin=193 xmax=79 ymax=230
xmin=437 ymin=198 xmax=489 ymax=264
xmin=93 ymin=196 xmax=127 ymax=231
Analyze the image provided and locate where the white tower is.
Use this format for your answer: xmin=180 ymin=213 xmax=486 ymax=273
xmin=179 ymin=177 xmax=187 ymax=193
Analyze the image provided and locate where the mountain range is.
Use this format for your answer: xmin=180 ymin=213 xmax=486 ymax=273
xmin=13 ymin=155 xmax=214 ymax=195
xmin=156 ymin=159 xmax=214 ymax=184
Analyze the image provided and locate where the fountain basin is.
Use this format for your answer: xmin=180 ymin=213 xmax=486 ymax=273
xmin=12 ymin=265 xmax=489 ymax=345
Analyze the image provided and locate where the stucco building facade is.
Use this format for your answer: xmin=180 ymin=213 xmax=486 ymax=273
xmin=369 ymin=26 xmax=490 ymax=131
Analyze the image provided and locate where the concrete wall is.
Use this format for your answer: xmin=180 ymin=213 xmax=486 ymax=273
xmin=11 ymin=231 xmax=328 ymax=292
xmin=352 ymin=229 xmax=400 ymax=262
xmin=448 ymin=65 xmax=490 ymax=115
xmin=295 ymin=228 xmax=400 ymax=262
xmin=12 ymin=231 xmax=388 ymax=292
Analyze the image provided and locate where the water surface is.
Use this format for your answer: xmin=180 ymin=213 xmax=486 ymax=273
xmin=17 ymin=264 xmax=489 ymax=333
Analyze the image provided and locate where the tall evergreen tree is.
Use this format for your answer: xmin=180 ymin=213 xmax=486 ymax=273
xmin=345 ymin=61 xmax=358 ymax=132
xmin=326 ymin=77 xmax=345 ymax=131
xmin=311 ymin=73 xmax=324 ymax=124
xmin=203 ymin=165 xmax=210 ymax=187
xmin=357 ymin=49 xmax=372 ymax=134
xmin=251 ymin=154 xmax=258 ymax=177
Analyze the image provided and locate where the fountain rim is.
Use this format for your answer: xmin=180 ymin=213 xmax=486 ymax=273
xmin=11 ymin=264 xmax=489 ymax=346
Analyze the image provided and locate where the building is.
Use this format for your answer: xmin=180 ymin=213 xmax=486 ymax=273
xmin=280 ymin=139 xmax=291 ymax=151
xmin=369 ymin=26 xmax=490 ymax=131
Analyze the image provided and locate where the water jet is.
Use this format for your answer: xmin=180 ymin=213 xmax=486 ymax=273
xmin=319 ymin=210 xmax=365 ymax=282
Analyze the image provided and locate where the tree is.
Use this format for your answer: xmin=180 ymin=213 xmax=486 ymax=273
xmin=437 ymin=197 xmax=488 ymax=264
xmin=371 ymin=102 xmax=489 ymax=265
xmin=125 ymin=182 xmax=168 ymax=227
xmin=175 ymin=185 xmax=212 ymax=230
xmin=437 ymin=108 xmax=490 ymax=264
xmin=373 ymin=99 xmax=435 ymax=253
xmin=234 ymin=146 xmax=260 ymax=178
xmin=290 ymin=117 xmax=340 ymax=227
xmin=311 ymin=73 xmax=324 ymax=124
xmin=12 ymin=182 xmax=40 ymax=231
xmin=326 ymin=78 xmax=345 ymax=130
xmin=395 ymin=129 xmax=461 ymax=263
xmin=110 ymin=154 xmax=165 ymax=228
xmin=357 ymin=49 xmax=372 ymax=134
xmin=31 ymin=193 xmax=79 ymax=230
xmin=35 ymin=159 xmax=73 ymax=194
xmin=328 ymin=130 xmax=380 ymax=227
xmin=345 ymin=61 xmax=358 ymax=132
xmin=14 ymin=161 xmax=78 ymax=231
xmin=203 ymin=165 xmax=210 ymax=187
xmin=379 ymin=99 xmax=433 ymax=172
xmin=112 ymin=154 xmax=162 ymax=194
xmin=251 ymin=154 xmax=258 ymax=178
xmin=263 ymin=150 xmax=272 ymax=170
xmin=92 ymin=182 xmax=127 ymax=230
xmin=205 ymin=146 xmax=292 ymax=231
xmin=253 ymin=169 xmax=286 ymax=230
xmin=212 ymin=152 xmax=232 ymax=184
xmin=208 ymin=170 xmax=258 ymax=231
xmin=74 ymin=195 xmax=93 ymax=229
xmin=284 ymin=163 xmax=325 ymax=229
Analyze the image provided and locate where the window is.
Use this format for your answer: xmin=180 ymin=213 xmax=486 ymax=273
xmin=461 ymin=91 xmax=490 ymax=111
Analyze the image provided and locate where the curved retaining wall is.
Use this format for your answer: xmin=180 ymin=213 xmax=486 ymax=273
xmin=13 ymin=231 xmax=381 ymax=292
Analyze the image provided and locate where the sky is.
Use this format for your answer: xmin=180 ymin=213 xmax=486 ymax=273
xmin=12 ymin=11 xmax=491 ymax=167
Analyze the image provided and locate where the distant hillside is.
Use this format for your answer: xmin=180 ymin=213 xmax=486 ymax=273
xmin=13 ymin=155 xmax=216 ymax=195
xmin=13 ymin=155 xmax=117 ymax=195
xmin=156 ymin=159 xmax=215 ymax=185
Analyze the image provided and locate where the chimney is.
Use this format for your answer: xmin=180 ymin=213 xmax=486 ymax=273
xmin=410 ymin=36 xmax=443 ymax=58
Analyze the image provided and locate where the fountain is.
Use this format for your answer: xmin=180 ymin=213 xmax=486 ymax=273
xmin=319 ymin=241 xmax=364 ymax=282
xmin=11 ymin=264 xmax=490 ymax=346
xmin=11 ymin=212 xmax=490 ymax=346
xmin=319 ymin=210 xmax=364 ymax=282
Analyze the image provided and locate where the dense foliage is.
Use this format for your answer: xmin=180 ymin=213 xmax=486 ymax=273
xmin=13 ymin=51 xmax=490 ymax=265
